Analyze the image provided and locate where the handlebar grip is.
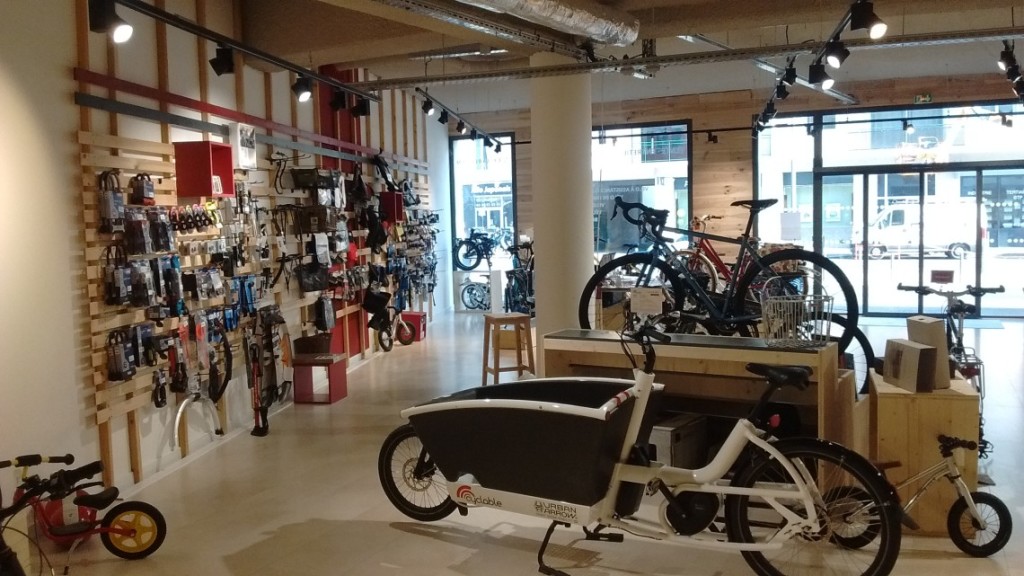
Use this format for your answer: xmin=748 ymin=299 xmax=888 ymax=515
xmin=964 ymin=440 xmax=978 ymax=451
xmin=13 ymin=455 xmax=42 ymax=467
xmin=48 ymin=454 xmax=75 ymax=465
xmin=62 ymin=461 xmax=104 ymax=486
xmin=640 ymin=326 xmax=671 ymax=343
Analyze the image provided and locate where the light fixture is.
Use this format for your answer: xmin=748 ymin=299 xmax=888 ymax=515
xmin=89 ymin=0 xmax=133 ymax=44
xmin=775 ymin=82 xmax=790 ymax=100
xmin=808 ymin=62 xmax=835 ymax=90
xmin=850 ymin=0 xmax=887 ymax=39
xmin=456 ymin=120 xmax=467 ymax=134
xmin=484 ymin=137 xmax=494 ymax=148
xmin=902 ymin=119 xmax=915 ymax=134
xmin=422 ymin=99 xmax=435 ymax=116
xmin=1002 ymin=114 xmax=1013 ymax=128
xmin=998 ymin=43 xmax=1016 ymax=71
xmin=438 ymin=110 xmax=449 ymax=124
xmin=598 ymin=130 xmax=607 ymax=144
xmin=782 ymin=64 xmax=798 ymax=86
xmin=825 ymin=41 xmax=850 ymax=69
xmin=208 ymin=45 xmax=234 ymax=76
xmin=351 ymin=97 xmax=371 ymax=117
xmin=291 ymin=76 xmax=312 ymax=103
xmin=707 ymin=132 xmax=718 ymax=144
xmin=1007 ymin=63 xmax=1022 ymax=82
xmin=329 ymin=90 xmax=348 ymax=111
xmin=470 ymin=128 xmax=478 ymax=140
xmin=494 ymin=142 xmax=502 ymax=153
xmin=807 ymin=124 xmax=817 ymax=136
xmin=1013 ymin=77 xmax=1024 ymax=96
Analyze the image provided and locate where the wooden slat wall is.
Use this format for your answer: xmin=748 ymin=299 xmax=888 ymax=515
xmin=464 ymin=73 xmax=1014 ymax=242
xmin=73 ymin=1 xmax=429 ymax=488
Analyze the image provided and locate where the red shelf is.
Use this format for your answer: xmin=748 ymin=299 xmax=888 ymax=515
xmin=173 ymin=141 xmax=235 ymax=198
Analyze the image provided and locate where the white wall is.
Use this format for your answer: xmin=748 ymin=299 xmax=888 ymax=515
xmin=0 ymin=3 xmax=89 ymax=477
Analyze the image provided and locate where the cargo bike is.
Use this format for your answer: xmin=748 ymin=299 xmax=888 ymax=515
xmin=378 ymin=327 xmax=903 ymax=576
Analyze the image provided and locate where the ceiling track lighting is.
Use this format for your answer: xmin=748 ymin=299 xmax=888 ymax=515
xmin=291 ymin=75 xmax=313 ymax=103
xmin=775 ymin=82 xmax=790 ymax=100
xmin=351 ymin=97 xmax=371 ymax=117
xmin=89 ymin=0 xmax=133 ymax=44
xmin=412 ymin=87 xmax=501 ymax=152
xmin=825 ymin=41 xmax=850 ymax=69
xmin=782 ymin=64 xmax=798 ymax=86
xmin=1007 ymin=63 xmax=1022 ymax=82
xmin=850 ymin=0 xmax=887 ymax=40
xmin=998 ymin=40 xmax=1016 ymax=71
xmin=902 ymin=119 xmax=915 ymax=134
xmin=1013 ymin=77 xmax=1024 ymax=96
xmin=808 ymin=61 xmax=835 ymax=90
xmin=707 ymin=132 xmax=718 ymax=144
xmin=208 ymin=44 xmax=234 ymax=76
xmin=329 ymin=89 xmax=348 ymax=112
xmin=1002 ymin=114 xmax=1013 ymax=128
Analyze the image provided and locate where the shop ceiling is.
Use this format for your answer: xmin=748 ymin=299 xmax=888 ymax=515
xmin=239 ymin=0 xmax=1024 ymax=110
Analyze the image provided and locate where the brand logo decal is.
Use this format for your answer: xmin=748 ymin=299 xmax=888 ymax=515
xmin=455 ymin=485 xmax=503 ymax=508
xmin=534 ymin=500 xmax=579 ymax=522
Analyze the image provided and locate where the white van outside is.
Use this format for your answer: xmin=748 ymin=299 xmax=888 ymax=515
xmin=853 ymin=201 xmax=986 ymax=259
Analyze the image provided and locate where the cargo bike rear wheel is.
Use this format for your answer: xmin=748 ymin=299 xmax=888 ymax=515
xmin=379 ymin=424 xmax=457 ymax=521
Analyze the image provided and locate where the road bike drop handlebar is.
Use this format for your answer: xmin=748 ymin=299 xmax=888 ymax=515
xmin=896 ymin=284 xmax=1005 ymax=298
xmin=611 ymin=196 xmax=670 ymax=232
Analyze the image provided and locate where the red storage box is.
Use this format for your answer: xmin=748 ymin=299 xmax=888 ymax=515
xmin=401 ymin=311 xmax=427 ymax=341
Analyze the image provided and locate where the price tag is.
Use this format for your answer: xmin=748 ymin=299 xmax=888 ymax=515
xmin=629 ymin=287 xmax=665 ymax=316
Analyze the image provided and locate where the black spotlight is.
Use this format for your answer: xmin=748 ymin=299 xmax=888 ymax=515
xmin=352 ymin=97 xmax=371 ymax=117
xmin=484 ymin=137 xmax=494 ymax=148
xmin=1007 ymin=63 xmax=1022 ymax=82
xmin=825 ymin=41 xmax=850 ymax=69
xmin=902 ymin=119 xmax=915 ymax=134
xmin=422 ymin=99 xmax=435 ymax=116
xmin=208 ymin=45 xmax=234 ymax=76
xmin=1013 ymin=78 xmax=1024 ymax=96
xmin=775 ymin=82 xmax=790 ymax=100
xmin=438 ymin=110 xmax=449 ymax=124
xmin=998 ymin=44 xmax=1016 ymax=71
xmin=782 ymin=65 xmax=798 ymax=86
xmin=707 ymin=132 xmax=718 ymax=144
xmin=329 ymin=90 xmax=348 ymax=111
xmin=456 ymin=120 xmax=467 ymax=134
xmin=808 ymin=62 xmax=835 ymax=90
xmin=494 ymin=142 xmax=503 ymax=153
xmin=1002 ymin=114 xmax=1013 ymax=128
xmin=850 ymin=0 xmax=887 ymax=39
xmin=291 ymin=76 xmax=313 ymax=103
xmin=89 ymin=0 xmax=133 ymax=43
xmin=470 ymin=128 xmax=478 ymax=140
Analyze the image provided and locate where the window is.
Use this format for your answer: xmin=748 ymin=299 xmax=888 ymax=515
xmin=450 ymin=133 xmax=515 ymax=247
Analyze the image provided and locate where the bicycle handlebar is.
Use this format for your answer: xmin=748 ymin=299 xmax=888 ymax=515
xmin=0 ymin=454 xmax=75 ymax=469
xmin=611 ymin=196 xmax=669 ymax=229
xmin=897 ymin=283 xmax=1005 ymax=298
xmin=60 ymin=460 xmax=104 ymax=486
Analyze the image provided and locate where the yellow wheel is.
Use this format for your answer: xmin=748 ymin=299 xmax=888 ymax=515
xmin=100 ymin=501 xmax=166 ymax=559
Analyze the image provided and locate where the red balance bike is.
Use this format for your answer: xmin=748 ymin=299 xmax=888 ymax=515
xmin=0 ymin=454 xmax=166 ymax=576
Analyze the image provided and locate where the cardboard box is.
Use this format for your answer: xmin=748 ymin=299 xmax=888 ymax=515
xmin=906 ymin=315 xmax=951 ymax=390
xmin=400 ymin=311 xmax=427 ymax=342
xmin=883 ymin=339 xmax=937 ymax=392
xmin=649 ymin=413 xmax=707 ymax=468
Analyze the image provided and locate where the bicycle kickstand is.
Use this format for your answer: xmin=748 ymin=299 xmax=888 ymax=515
xmin=537 ymin=521 xmax=571 ymax=576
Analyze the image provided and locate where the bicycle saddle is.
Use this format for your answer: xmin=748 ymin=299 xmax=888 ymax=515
xmin=746 ymin=363 xmax=811 ymax=390
xmin=730 ymin=199 xmax=778 ymax=213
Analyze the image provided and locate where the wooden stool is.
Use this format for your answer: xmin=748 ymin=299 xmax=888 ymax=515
xmin=482 ymin=313 xmax=535 ymax=386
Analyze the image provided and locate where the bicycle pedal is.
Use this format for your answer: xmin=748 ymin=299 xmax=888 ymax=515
xmin=585 ymin=531 xmax=624 ymax=543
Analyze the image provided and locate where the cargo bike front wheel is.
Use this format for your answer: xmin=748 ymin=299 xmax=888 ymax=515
xmin=378 ymin=424 xmax=457 ymax=521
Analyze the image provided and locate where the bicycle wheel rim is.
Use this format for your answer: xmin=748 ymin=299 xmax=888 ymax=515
xmin=577 ymin=253 xmax=686 ymax=332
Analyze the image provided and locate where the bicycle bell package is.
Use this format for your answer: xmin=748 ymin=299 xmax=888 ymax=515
xmin=129 ymin=172 xmax=156 ymax=206
xmin=106 ymin=328 xmax=137 ymax=382
xmin=98 ymin=169 xmax=126 ymax=234
xmin=102 ymin=242 xmax=132 ymax=306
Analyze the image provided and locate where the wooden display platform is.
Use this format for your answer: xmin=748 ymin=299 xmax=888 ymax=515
xmin=543 ymin=330 xmax=860 ymax=448
xmin=870 ymin=371 xmax=979 ymax=535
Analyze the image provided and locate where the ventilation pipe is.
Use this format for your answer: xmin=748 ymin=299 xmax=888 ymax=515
xmin=453 ymin=0 xmax=639 ymax=46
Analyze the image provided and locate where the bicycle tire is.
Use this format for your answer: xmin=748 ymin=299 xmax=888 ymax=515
xmin=396 ymin=320 xmax=416 ymax=346
xmin=823 ymin=315 xmax=875 ymax=395
xmin=454 ymin=240 xmax=482 ymax=271
xmin=725 ymin=437 xmax=901 ymax=576
xmin=733 ymin=248 xmax=859 ymax=352
xmin=577 ymin=253 xmax=686 ymax=332
xmin=672 ymin=249 xmax=720 ymax=293
xmin=100 ymin=501 xmax=167 ymax=560
xmin=377 ymin=327 xmax=394 ymax=352
xmin=460 ymin=284 xmax=480 ymax=309
xmin=378 ymin=424 xmax=457 ymax=522
xmin=947 ymin=491 xmax=1012 ymax=557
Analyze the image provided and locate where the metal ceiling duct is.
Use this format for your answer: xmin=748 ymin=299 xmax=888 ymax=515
xmin=453 ymin=0 xmax=639 ymax=46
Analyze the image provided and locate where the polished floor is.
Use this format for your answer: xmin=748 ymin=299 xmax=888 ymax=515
xmin=50 ymin=315 xmax=1024 ymax=575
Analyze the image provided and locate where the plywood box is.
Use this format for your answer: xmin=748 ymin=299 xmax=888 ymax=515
xmin=871 ymin=373 xmax=978 ymax=535
xmin=906 ymin=315 xmax=951 ymax=390
xmin=883 ymin=339 xmax=937 ymax=392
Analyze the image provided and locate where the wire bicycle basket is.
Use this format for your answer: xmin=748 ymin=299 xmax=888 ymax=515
xmin=760 ymin=277 xmax=833 ymax=349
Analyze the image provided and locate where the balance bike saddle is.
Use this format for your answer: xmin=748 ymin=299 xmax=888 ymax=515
xmin=746 ymin=363 xmax=812 ymax=390
xmin=73 ymin=486 xmax=120 ymax=510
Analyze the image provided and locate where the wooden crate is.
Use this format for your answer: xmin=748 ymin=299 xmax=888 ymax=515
xmin=870 ymin=372 xmax=978 ymax=535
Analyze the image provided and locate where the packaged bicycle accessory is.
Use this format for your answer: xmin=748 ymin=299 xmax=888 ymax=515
xmin=129 ymin=260 xmax=159 ymax=308
xmin=347 ymin=163 xmax=370 ymax=205
xmin=152 ymin=369 xmax=168 ymax=408
xmin=372 ymin=154 xmax=399 ymax=192
xmin=102 ymin=242 xmax=132 ymax=306
xmin=129 ymin=172 xmax=156 ymax=206
xmin=314 ymin=295 xmax=335 ymax=332
xmin=168 ymin=334 xmax=189 ymax=393
xmin=148 ymin=207 xmax=176 ymax=252
xmin=401 ymin=179 xmax=421 ymax=207
xmin=295 ymin=262 xmax=329 ymax=293
xmin=124 ymin=208 xmax=154 ymax=255
xmin=106 ymin=329 xmax=137 ymax=382
xmin=98 ymin=169 xmax=126 ymax=234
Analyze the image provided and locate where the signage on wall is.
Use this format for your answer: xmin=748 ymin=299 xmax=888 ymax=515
xmin=230 ymin=123 xmax=258 ymax=170
xmin=914 ymin=93 xmax=933 ymax=104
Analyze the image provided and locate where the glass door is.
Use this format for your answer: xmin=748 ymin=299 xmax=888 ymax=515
xmin=822 ymin=174 xmax=863 ymax=314
xmin=920 ymin=171 xmax=980 ymax=314
xmin=979 ymin=169 xmax=1024 ymax=315
xmin=861 ymin=173 xmax=921 ymax=314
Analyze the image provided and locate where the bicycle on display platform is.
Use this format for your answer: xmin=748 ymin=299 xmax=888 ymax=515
xmin=454 ymin=229 xmax=500 ymax=271
xmin=503 ymin=241 xmax=535 ymax=316
xmin=578 ymin=196 xmax=860 ymax=352
xmin=0 ymin=455 xmax=166 ymax=576
xmin=896 ymin=283 xmax=1005 ymax=458
xmin=459 ymin=276 xmax=491 ymax=310
xmin=379 ymin=325 xmax=902 ymax=576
